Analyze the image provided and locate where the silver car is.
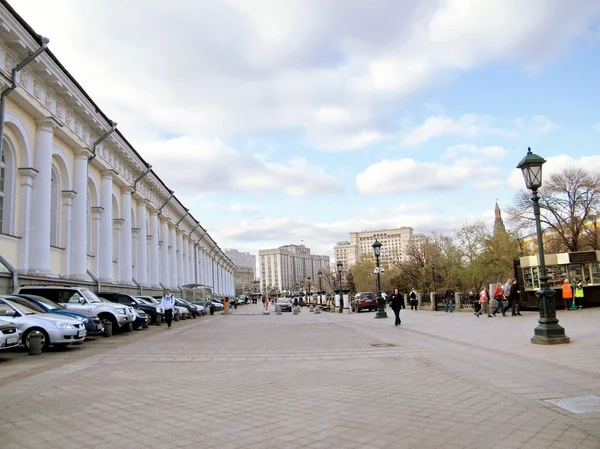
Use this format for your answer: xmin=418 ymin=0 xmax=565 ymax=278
xmin=0 ymin=321 xmax=19 ymax=350
xmin=0 ymin=296 xmax=87 ymax=351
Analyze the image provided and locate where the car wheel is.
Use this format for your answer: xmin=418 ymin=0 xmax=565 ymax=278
xmin=123 ymin=323 xmax=133 ymax=333
xmin=23 ymin=328 xmax=50 ymax=351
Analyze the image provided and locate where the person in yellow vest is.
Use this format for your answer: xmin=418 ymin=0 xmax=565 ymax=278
xmin=574 ymin=279 xmax=584 ymax=310
xmin=561 ymin=279 xmax=573 ymax=310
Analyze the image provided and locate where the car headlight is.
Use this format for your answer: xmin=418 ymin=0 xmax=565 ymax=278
xmin=116 ymin=308 xmax=127 ymax=315
xmin=53 ymin=321 xmax=75 ymax=329
xmin=157 ymin=307 xmax=164 ymax=313
xmin=81 ymin=318 xmax=89 ymax=324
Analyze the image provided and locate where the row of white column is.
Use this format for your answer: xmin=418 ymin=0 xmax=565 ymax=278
xmin=22 ymin=119 xmax=235 ymax=294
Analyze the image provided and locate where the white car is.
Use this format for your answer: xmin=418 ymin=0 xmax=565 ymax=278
xmin=0 ymin=296 xmax=86 ymax=351
xmin=0 ymin=321 xmax=19 ymax=350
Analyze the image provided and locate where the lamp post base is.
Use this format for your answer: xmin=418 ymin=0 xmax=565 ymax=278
xmin=374 ymin=310 xmax=388 ymax=319
xmin=531 ymin=325 xmax=570 ymax=345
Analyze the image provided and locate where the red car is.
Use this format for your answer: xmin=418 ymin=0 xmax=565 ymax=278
xmin=352 ymin=292 xmax=378 ymax=312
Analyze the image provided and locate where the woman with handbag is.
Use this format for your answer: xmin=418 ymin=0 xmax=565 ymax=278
xmin=492 ymin=282 xmax=506 ymax=316
xmin=475 ymin=286 xmax=492 ymax=318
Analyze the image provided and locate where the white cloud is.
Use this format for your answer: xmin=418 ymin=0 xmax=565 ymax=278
xmin=508 ymin=154 xmax=600 ymax=188
xmin=442 ymin=144 xmax=507 ymax=159
xmin=403 ymin=114 xmax=556 ymax=146
xmin=356 ymin=157 xmax=501 ymax=194
xmin=139 ymin=137 xmax=342 ymax=196
xmin=15 ymin=0 xmax=600 ymax=151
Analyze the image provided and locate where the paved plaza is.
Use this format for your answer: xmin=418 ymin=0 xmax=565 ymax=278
xmin=1 ymin=304 xmax=599 ymax=449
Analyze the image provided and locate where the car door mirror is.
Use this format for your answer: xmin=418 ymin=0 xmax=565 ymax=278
xmin=78 ymin=297 xmax=85 ymax=304
xmin=4 ymin=309 xmax=16 ymax=316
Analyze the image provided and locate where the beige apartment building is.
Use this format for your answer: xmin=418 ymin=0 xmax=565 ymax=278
xmin=334 ymin=227 xmax=425 ymax=268
xmin=259 ymin=244 xmax=330 ymax=294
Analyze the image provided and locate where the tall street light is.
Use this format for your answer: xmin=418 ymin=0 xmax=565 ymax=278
xmin=431 ymin=263 xmax=437 ymax=311
xmin=517 ymin=147 xmax=570 ymax=345
xmin=307 ymin=276 xmax=311 ymax=305
xmin=318 ymin=270 xmax=323 ymax=305
xmin=337 ymin=261 xmax=344 ymax=313
xmin=372 ymin=240 xmax=387 ymax=319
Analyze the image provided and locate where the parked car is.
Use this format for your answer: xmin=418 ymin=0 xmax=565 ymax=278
xmin=15 ymin=286 xmax=134 ymax=333
xmin=15 ymin=294 xmax=103 ymax=336
xmin=175 ymin=298 xmax=199 ymax=318
xmin=0 ymin=296 xmax=86 ymax=350
xmin=131 ymin=309 xmax=149 ymax=330
xmin=351 ymin=292 xmax=378 ymax=312
xmin=276 ymin=297 xmax=293 ymax=312
xmin=209 ymin=300 xmax=224 ymax=311
xmin=97 ymin=292 xmax=163 ymax=325
xmin=0 ymin=321 xmax=19 ymax=351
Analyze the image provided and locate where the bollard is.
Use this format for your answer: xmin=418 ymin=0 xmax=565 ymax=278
xmin=103 ymin=320 xmax=113 ymax=337
xmin=174 ymin=311 xmax=180 ymax=322
xmin=276 ymin=305 xmax=282 ymax=315
xmin=309 ymin=305 xmax=314 ymax=313
xmin=28 ymin=332 xmax=42 ymax=355
xmin=314 ymin=306 xmax=321 ymax=315
xmin=155 ymin=314 xmax=162 ymax=326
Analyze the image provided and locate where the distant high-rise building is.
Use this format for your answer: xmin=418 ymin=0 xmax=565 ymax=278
xmin=259 ymin=244 xmax=330 ymax=294
xmin=493 ymin=201 xmax=506 ymax=235
xmin=334 ymin=227 xmax=425 ymax=268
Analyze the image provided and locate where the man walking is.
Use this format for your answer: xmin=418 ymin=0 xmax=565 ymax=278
xmin=390 ymin=288 xmax=404 ymax=326
xmin=503 ymin=278 xmax=512 ymax=312
xmin=160 ymin=289 xmax=175 ymax=328
xmin=444 ymin=287 xmax=454 ymax=313
xmin=510 ymin=279 xmax=522 ymax=316
xmin=409 ymin=288 xmax=418 ymax=310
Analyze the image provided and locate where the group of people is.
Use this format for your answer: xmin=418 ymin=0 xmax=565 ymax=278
xmin=560 ymin=278 xmax=585 ymax=310
xmin=475 ymin=278 xmax=521 ymax=318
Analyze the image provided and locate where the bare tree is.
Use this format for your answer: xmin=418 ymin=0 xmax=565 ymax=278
xmin=507 ymin=167 xmax=600 ymax=252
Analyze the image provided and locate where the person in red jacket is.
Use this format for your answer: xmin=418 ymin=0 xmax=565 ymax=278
xmin=475 ymin=286 xmax=492 ymax=318
xmin=492 ymin=282 xmax=506 ymax=316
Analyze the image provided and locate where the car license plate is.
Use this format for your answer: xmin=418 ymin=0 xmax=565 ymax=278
xmin=77 ymin=331 xmax=85 ymax=338
xmin=6 ymin=336 xmax=18 ymax=345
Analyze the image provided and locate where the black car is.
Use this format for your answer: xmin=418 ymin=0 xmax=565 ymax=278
xmin=152 ymin=296 xmax=198 ymax=318
xmin=15 ymin=294 xmax=103 ymax=335
xmin=97 ymin=292 xmax=163 ymax=324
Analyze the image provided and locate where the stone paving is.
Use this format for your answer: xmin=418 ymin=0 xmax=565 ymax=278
xmin=0 ymin=304 xmax=599 ymax=448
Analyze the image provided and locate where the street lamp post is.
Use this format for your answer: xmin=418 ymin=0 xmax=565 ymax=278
xmin=337 ymin=261 xmax=344 ymax=313
xmin=431 ymin=263 xmax=437 ymax=311
xmin=372 ymin=239 xmax=387 ymax=319
xmin=307 ymin=276 xmax=311 ymax=305
xmin=517 ymin=147 xmax=570 ymax=345
xmin=318 ymin=271 xmax=323 ymax=305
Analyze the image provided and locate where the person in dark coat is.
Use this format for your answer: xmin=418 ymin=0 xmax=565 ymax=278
xmin=390 ymin=288 xmax=405 ymax=326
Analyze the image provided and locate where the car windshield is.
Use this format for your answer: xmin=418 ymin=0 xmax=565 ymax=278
xmin=136 ymin=297 xmax=152 ymax=305
xmin=7 ymin=296 xmax=47 ymax=313
xmin=81 ymin=288 xmax=102 ymax=303
xmin=27 ymin=295 xmax=63 ymax=310
xmin=277 ymin=298 xmax=290 ymax=304
xmin=362 ymin=293 xmax=375 ymax=300
xmin=3 ymin=298 xmax=40 ymax=315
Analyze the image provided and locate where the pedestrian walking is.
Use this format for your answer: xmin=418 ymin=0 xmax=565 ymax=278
xmin=160 ymin=288 xmax=175 ymax=328
xmin=574 ymin=279 xmax=584 ymax=309
xmin=492 ymin=282 xmax=506 ymax=316
xmin=510 ymin=279 xmax=522 ymax=316
xmin=561 ymin=279 xmax=573 ymax=310
xmin=503 ymin=278 xmax=512 ymax=311
xmin=475 ymin=286 xmax=492 ymax=318
xmin=444 ymin=287 xmax=454 ymax=313
xmin=390 ymin=288 xmax=404 ymax=326
xmin=409 ymin=288 xmax=418 ymax=310
xmin=233 ymin=298 xmax=238 ymax=310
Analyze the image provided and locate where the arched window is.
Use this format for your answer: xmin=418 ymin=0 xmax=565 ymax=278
xmin=0 ymin=137 xmax=16 ymax=235
xmin=50 ymin=166 xmax=60 ymax=246
xmin=0 ymin=152 xmax=6 ymax=233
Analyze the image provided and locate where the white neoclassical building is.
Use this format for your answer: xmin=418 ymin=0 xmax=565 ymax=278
xmin=0 ymin=2 xmax=235 ymax=297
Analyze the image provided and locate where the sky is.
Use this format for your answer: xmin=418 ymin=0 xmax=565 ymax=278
xmin=12 ymin=0 xmax=600 ymax=259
